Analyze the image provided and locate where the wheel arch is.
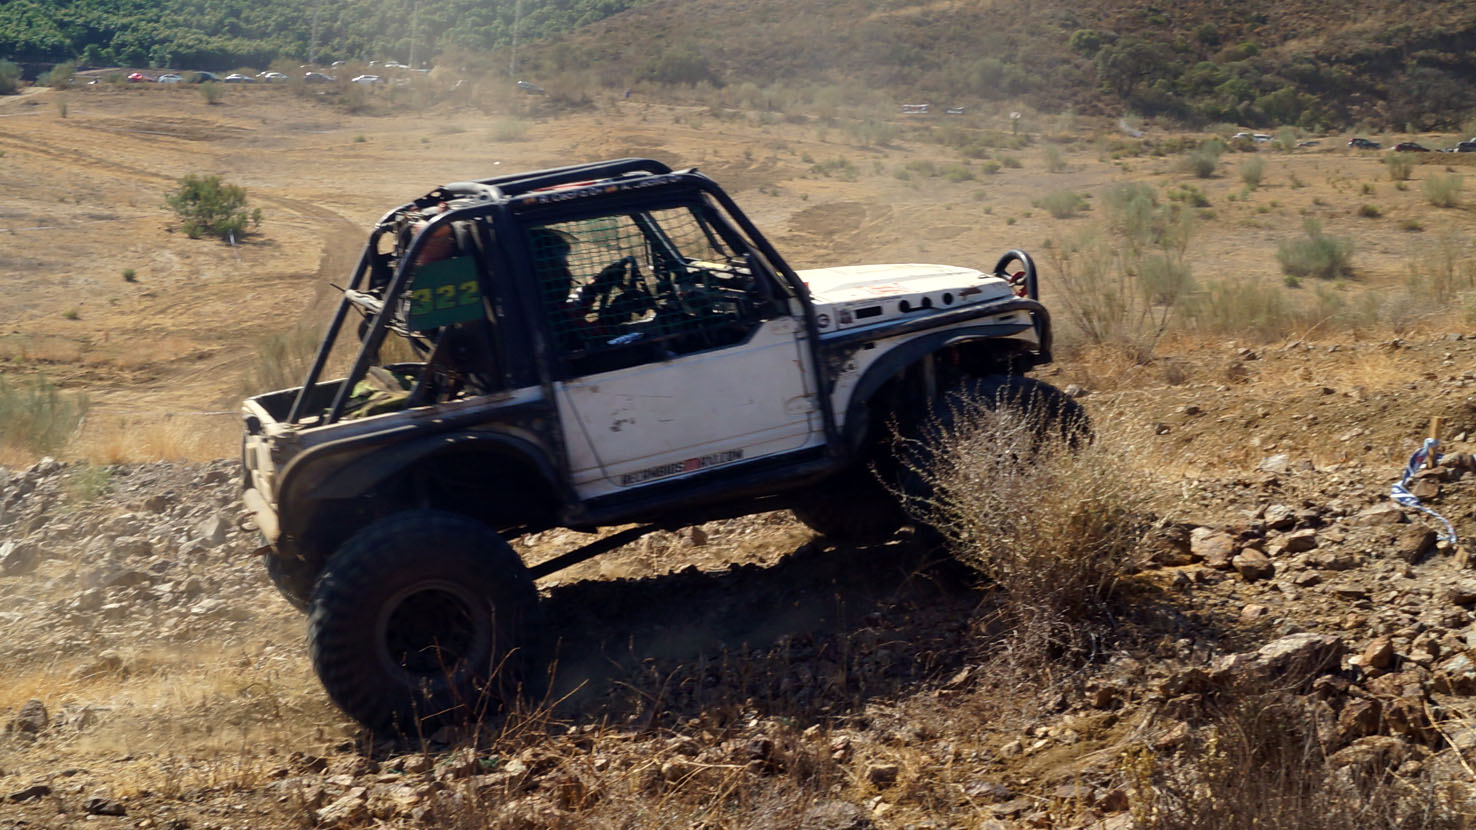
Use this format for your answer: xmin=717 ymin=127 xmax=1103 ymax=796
xmin=278 ymin=430 xmax=565 ymax=571
xmin=839 ymin=328 xmax=1038 ymax=450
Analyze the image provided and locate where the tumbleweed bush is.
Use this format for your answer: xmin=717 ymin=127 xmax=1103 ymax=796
xmin=906 ymin=392 xmax=1152 ymax=661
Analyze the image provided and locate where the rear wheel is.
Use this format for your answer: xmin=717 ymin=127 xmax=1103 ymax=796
xmin=308 ymin=511 xmax=540 ymax=732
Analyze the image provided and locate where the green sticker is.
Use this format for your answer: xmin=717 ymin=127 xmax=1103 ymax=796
xmin=407 ymin=258 xmax=483 ymax=330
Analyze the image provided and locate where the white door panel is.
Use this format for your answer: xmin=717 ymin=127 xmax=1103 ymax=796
xmin=557 ymin=317 xmax=819 ymax=497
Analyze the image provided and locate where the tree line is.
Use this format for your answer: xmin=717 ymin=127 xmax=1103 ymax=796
xmin=0 ymin=0 xmax=640 ymax=70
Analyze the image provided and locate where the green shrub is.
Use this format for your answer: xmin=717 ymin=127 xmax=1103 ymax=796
xmin=0 ymin=60 xmax=20 ymax=95
xmin=165 ymin=174 xmax=262 ymax=240
xmin=1036 ymin=190 xmax=1087 ymax=218
xmin=1276 ymin=218 xmax=1353 ymax=279
xmin=39 ymin=61 xmax=76 ymax=90
xmin=1239 ymin=156 xmax=1265 ymax=189
xmin=941 ymin=163 xmax=974 ymax=183
xmin=1167 ymin=184 xmax=1210 ymax=207
xmin=809 ymin=157 xmax=857 ymax=180
xmin=1044 ymin=144 xmax=1066 ymax=173
xmin=122 ymin=268 xmax=137 ymax=282
xmin=199 ymin=82 xmax=224 ymax=104
xmin=980 ymin=160 xmax=1002 ymax=175
xmin=1358 ymin=204 xmax=1381 ymax=218
xmin=1385 ymin=152 xmax=1415 ymax=181
xmin=0 ymin=374 xmax=89 ymax=454
xmin=1182 ymin=138 xmax=1224 ymax=178
xmin=638 ymin=44 xmax=719 ymax=86
xmin=1423 ymin=172 xmax=1463 ymax=208
xmin=1401 ymin=218 xmax=1423 ymax=232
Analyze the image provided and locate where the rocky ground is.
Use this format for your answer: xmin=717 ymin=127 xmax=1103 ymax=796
xmin=7 ymin=335 xmax=1476 ymax=827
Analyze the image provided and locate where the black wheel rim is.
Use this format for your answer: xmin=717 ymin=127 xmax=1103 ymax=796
xmin=375 ymin=580 xmax=491 ymax=684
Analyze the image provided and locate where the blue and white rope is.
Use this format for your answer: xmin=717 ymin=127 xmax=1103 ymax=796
xmin=1390 ymin=437 xmax=1458 ymax=544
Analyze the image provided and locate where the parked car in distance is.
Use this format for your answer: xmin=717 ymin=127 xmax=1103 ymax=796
xmin=1348 ymin=137 xmax=1381 ymax=149
xmin=516 ymin=80 xmax=547 ymax=94
xmin=156 ymin=73 xmax=184 ymax=84
xmin=1456 ymin=141 xmax=1476 ymax=153
xmin=304 ymin=72 xmax=336 ymax=83
xmin=191 ymin=71 xmax=221 ymax=83
xmin=224 ymin=73 xmax=256 ymax=83
xmin=126 ymin=72 xmax=155 ymax=82
xmin=259 ymin=71 xmax=289 ymax=83
xmin=1393 ymin=142 xmax=1431 ymax=152
xmin=351 ymin=74 xmax=382 ymax=85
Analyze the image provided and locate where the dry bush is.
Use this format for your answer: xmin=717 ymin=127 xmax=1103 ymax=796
xmin=1408 ymin=232 xmax=1476 ymax=305
xmin=1277 ymin=218 xmax=1354 ymax=280
xmin=239 ymin=324 xmax=321 ymax=396
xmin=1387 ymin=151 xmax=1417 ymax=181
xmin=79 ymin=414 xmax=238 ymax=463
xmin=1128 ymin=689 xmax=1476 ymax=830
xmin=906 ymin=391 xmax=1151 ymax=663
xmin=1424 ymin=173 xmax=1464 ymax=208
xmin=0 ymin=373 xmax=89 ymax=456
xmin=1239 ymin=155 xmax=1265 ymax=189
xmin=1048 ymin=183 xmax=1194 ymax=359
xmin=1181 ymin=138 xmax=1224 ymax=178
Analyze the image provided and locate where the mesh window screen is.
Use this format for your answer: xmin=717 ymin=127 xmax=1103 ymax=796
xmin=528 ymin=206 xmax=760 ymax=368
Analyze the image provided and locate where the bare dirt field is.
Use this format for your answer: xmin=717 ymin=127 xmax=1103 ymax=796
xmin=7 ymin=82 xmax=1476 ymax=828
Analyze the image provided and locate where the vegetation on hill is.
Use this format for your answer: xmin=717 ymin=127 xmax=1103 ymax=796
xmin=6 ymin=0 xmax=1476 ymax=128
xmin=546 ymin=0 xmax=1476 ymax=130
xmin=0 ymin=0 xmax=641 ymax=70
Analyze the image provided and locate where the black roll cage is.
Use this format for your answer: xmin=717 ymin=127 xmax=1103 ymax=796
xmin=285 ymin=159 xmax=841 ymax=446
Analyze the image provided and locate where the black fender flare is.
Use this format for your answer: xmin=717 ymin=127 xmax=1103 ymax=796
xmin=278 ymin=429 xmax=564 ymax=538
xmin=838 ymin=324 xmax=1033 ymax=449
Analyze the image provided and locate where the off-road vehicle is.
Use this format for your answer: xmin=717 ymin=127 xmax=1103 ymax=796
xmin=240 ymin=158 xmax=1078 ymax=729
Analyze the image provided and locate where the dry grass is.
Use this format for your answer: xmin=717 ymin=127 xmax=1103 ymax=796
xmin=1127 ymin=687 xmax=1476 ymax=830
xmin=77 ymin=414 xmax=239 ymax=463
xmin=905 ymin=390 xmax=1155 ymax=665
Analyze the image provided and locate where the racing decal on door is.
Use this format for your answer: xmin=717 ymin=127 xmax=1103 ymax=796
xmin=619 ymin=449 xmax=744 ymax=486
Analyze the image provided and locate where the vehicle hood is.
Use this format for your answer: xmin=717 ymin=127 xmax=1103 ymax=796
xmin=796 ymin=263 xmax=1016 ymax=333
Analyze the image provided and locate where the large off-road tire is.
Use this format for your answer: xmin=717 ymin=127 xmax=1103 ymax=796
xmin=940 ymin=375 xmax=1090 ymax=445
xmin=789 ymin=471 xmax=907 ymax=545
xmin=308 ymin=511 xmax=540 ymax=732
xmin=897 ymin=374 xmax=1090 ymax=518
xmin=264 ymin=550 xmax=316 ymax=613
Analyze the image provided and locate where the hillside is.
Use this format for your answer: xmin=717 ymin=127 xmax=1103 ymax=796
xmin=0 ymin=0 xmax=642 ymax=69
xmin=8 ymin=1 xmax=1476 ymax=127
xmin=546 ymin=0 xmax=1476 ymax=128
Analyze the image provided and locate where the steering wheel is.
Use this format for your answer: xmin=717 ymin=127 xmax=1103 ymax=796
xmin=592 ymin=257 xmax=656 ymax=329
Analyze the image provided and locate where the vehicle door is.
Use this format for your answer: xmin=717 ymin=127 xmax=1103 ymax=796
xmin=527 ymin=203 xmax=821 ymax=498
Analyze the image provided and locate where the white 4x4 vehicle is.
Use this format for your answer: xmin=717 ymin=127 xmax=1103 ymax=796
xmin=240 ymin=158 xmax=1080 ymax=729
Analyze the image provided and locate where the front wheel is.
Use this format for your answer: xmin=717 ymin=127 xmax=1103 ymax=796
xmin=896 ymin=374 xmax=1090 ymax=518
xmin=308 ymin=511 xmax=540 ymax=732
xmin=789 ymin=471 xmax=907 ymax=544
